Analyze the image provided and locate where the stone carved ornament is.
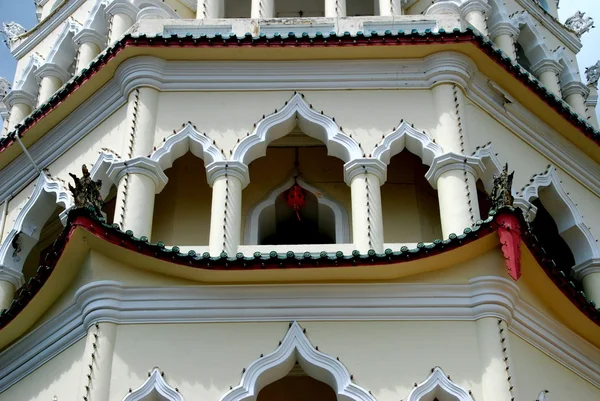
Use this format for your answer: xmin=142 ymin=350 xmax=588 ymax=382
xmin=564 ymin=11 xmax=594 ymax=37
xmin=586 ymin=61 xmax=600 ymax=88
xmin=69 ymin=165 xmax=104 ymax=218
xmin=489 ymin=163 xmax=515 ymax=211
xmin=0 ymin=22 xmax=26 ymax=48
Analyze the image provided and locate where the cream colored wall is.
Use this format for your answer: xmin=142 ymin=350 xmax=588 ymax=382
xmin=164 ymin=0 xmax=195 ymax=18
xmin=0 ymin=337 xmax=85 ymax=401
xmin=108 ymin=320 xmax=484 ymax=401
xmin=152 ymin=152 xmax=213 ymax=245
xmin=509 ymin=332 xmax=600 ymax=401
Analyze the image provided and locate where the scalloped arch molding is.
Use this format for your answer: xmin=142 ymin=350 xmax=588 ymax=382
xmin=123 ymin=368 xmax=184 ymax=401
xmin=406 ymin=367 xmax=472 ymax=401
xmin=372 ymin=121 xmax=443 ymax=166
xmin=221 ymin=321 xmax=376 ymax=401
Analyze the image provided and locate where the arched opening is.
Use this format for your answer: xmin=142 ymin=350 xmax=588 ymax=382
xmin=48 ymin=26 xmax=78 ymax=76
xmin=381 ymin=150 xmax=442 ymax=244
xmin=258 ymin=363 xmax=336 ymax=401
xmin=347 ymin=0 xmax=375 ymax=17
xmin=514 ymin=41 xmax=534 ymax=74
xmin=226 ymin=0 xmax=251 ymax=18
xmin=275 ymin=0 xmax=324 ymax=17
xmin=243 ymin=132 xmax=350 ymax=247
xmin=21 ymin=206 xmax=64 ymax=284
xmin=151 ymin=152 xmax=212 ymax=246
xmin=530 ymin=199 xmax=576 ymax=273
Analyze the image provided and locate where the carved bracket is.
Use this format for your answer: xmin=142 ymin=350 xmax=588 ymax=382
xmin=497 ymin=213 xmax=522 ymax=281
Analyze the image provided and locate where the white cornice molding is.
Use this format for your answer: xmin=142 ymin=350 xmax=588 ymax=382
xmin=531 ymin=59 xmax=563 ymax=77
xmin=561 ymin=81 xmax=589 ymax=99
xmin=343 ymin=159 xmax=387 ymax=186
xmin=221 ymin=321 xmax=376 ymax=401
xmin=2 ymin=90 xmax=37 ymax=109
xmin=73 ymin=27 xmax=107 ymax=48
xmin=1 ymin=54 xmax=600 ymax=215
xmin=1 ymin=277 xmax=599 ymax=393
xmin=425 ymin=152 xmax=486 ymax=187
xmin=34 ymin=63 xmax=71 ymax=83
xmin=105 ymin=0 xmax=139 ymax=20
xmin=205 ymin=161 xmax=250 ymax=188
xmin=572 ymin=258 xmax=600 ymax=281
xmin=107 ymin=156 xmax=169 ymax=193
xmin=406 ymin=367 xmax=472 ymax=401
xmin=371 ymin=121 xmax=443 ymax=166
xmin=0 ymin=266 xmax=25 ymax=288
xmin=123 ymin=368 xmax=185 ymax=401
xmin=231 ymin=93 xmax=362 ymax=166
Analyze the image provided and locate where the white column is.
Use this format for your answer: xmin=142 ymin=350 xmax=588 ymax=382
xmin=6 ymin=101 xmax=32 ymax=132
xmin=106 ymin=1 xmax=138 ymax=43
xmin=251 ymin=0 xmax=275 ymax=18
xmin=2 ymin=90 xmax=36 ymax=132
xmin=426 ymin=154 xmax=484 ymax=238
xmin=344 ymin=160 xmax=386 ymax=254
xmin=562 ymin=82 xmax=589 ymax=117
xmin=460 ymin=0 xmax=491 ymax=36
xmin=476 ymin=318 xmax=512 ymax=401
xmin=35 ymin=64 xmax=70 ymax=107
xmin=532 ymin=60 xmax=563 ymax=97
xmin=76 ymin=323 xmax=117 ymax=401
xmin=431 ymin=83 xmax=464 ymax=154
xmin=325 ymin=0 xmax=346 ymax=17
xmin=490 ymin=23 xmax=519 ymax=60
xmin=378 ymin=0 xmax=402 ymax=16
xmin=0 ymin=268 xmax=24 ymax=311
xmin=573 ymin=261 xmax=600 ymax=308
xmin=585 ymin=85 xmax=599 ymax=129
xmin=207 ymin=161 xmax=249 ymax=257
xmin=74 ymin=29 xmax=106 ymax=72
xmin=196 ymin=0 xmax=225 ymax=19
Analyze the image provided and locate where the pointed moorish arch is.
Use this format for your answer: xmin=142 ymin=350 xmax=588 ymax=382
xmin=122 ymin=368 xmax=185 ymax=401
xmin=12 ymin=55 xmax=42 ymax=101
xmin=231 ymin=93 xmax=363 ymax=166
xmin=46 ymin=19 xmax=82 ymax=71
xmin=244 ymin=175 xmax=351 ymax=245
xmin=220 ymin=322 xmax=376 ymax=401
xmin=0 ymin=175 xmax=73 ymax=278
xmin=151 ymin=123 xmax=225 ymax=175
xmin=511 ymin=13 xmax=557 ymax=68
xmin=405 ymin=367 xmax=472 ymax=401
xmin=372 ymin=121 xmax=443 ymax=167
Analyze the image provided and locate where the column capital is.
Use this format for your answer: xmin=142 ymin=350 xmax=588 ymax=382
xmin=531 ymin=59 xmax=563 ymax=77
xmin=34 ymin=63 xmax=71 ymax=84
xmin=343 ymin=159 xmax=387 ymax=186
xmin=105 ymin=0 xmax=139 ymax=20
xmin=73 ymin=27 xmax=106 ymax=49
xmin=425 ymin=152 xmax=485 ymax=188
xmin=460 ymin=0 xmax=491 ymax=18
xmin=2 ymin=89 xmax=36 ymax=109
xmin=489 ymin=21 xmax=519 ymax=40
xmin=206 ymin=160 xmax=250 ymax=188
xmin=572 ymin=258 xmax=600 ymax=281
xmin=107 ymin=157 xmax=169 ymax=193
xmin=0 ymin=265 xmax=24 ymax=289
xmin=561 ymin=81 xmax=590 ymax=98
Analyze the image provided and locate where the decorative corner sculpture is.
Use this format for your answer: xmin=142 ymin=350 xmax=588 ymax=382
xmin=564 ymin=11 xmax=594 ymax=37
xmin=0 ymin=22 xmax=26 ymax=48
xmin=490 ymin=164 xmax=522 ymax=281
xmin=586 ymin=61 xmax=600 ymax=88
xmin=69 ymin=165 xmax=104 ymax=219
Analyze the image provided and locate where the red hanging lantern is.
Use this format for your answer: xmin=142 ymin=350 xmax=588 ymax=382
xmin=286 ymin=184 xmax=305 ymax=221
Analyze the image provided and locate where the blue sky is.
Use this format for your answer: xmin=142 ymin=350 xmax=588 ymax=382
xmin=0 ymin=1 xmax=598 ymax=108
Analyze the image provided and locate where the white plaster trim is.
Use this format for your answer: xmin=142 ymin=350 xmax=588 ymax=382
xmin=520 ymin=166 xmax=600 ymax=264
xmin=2 ymin=55 xmax=600 ymax=218
xmin=150 ymin=123 xmax=224 ymax=173
xmin=90 ymin=150 xmax=121 ymax=199
xmin=343 ymin=159 xmax=387 ymax=186
xmin=221 ymin=321 xmax=376 ymax=401
xmin=106 ymin=0 xmax=140 ymax=20
xmin=2 ymin=277 xmax=600 ymax=393
xmin=12 ymin=54 xmax=42 ymax=92
xmin=2 ymin=90 xmax=37 ymax=110
xmin=0 ymin=266 xmax=25 ymax=289
xmin=205 ymin=161 xmax=250 ymax=188
xmin=425 ymin=152 xmax=486 ymax=188
xmin=45 ymin=18 xmax=82 ymax=67
xmin=107 ymin=156 xmax=169 ymax=193
xmin=231 ymin=93 xmax=362 ymax=165
xmin=34 ymin=63 xmax=71 ymax=84
xmin=244 ymin=175 xmax=351 ymax=245
xmin=133 ymin=0 xmax=180 ymax=20
xmin=372 ymin=121 xmax=443 ymax=166
xmin=0 ymin=174 xmax=72 ymax=273
xmin=74 ymin=28 xmax=107 ymax=49
xmin=123 ymin=368 xmax=185 ymax=401
xmin=406 ymin=367 xmax=472 ymax=401
xmin=512 ymin=12 xmax=558 ymax=67
xmin=572 ymin=258 xmax=600 ymax=281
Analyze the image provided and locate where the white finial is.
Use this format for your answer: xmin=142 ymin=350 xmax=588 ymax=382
xmin=0 ymin=22 xmax=26 ymax=48
xmin=536 ymin=390 xmax=549 ymax=401
xmin=585 ymin=61 xmax=600 ymax=88
xmin=564 ymin=11 xmax=594 ymax=37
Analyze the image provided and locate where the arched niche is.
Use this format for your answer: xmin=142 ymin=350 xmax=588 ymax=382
xmin=0 ymin=175 xmax=73 ymax=282
xmin=46 ymin=19 xmax=81 ymax=73
xmin=512 ymin=13 xmax=556 ymax=73
xmin=405 ymin=367 xmax=472 ymax=401
xmin=13 ymin=55 xmax=42 ymax=95
xmin=231 ymin=93 xmax=362 ymax=166
xmin=122 ymin=368 xmax=184 ymax=401
xmin=220 ymin=322 xmax=376 ymax=401
xmin=244 ymin=175 xmax=350 ymax=245
xmin=373 ymin=122 xmax=444 ymax=244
